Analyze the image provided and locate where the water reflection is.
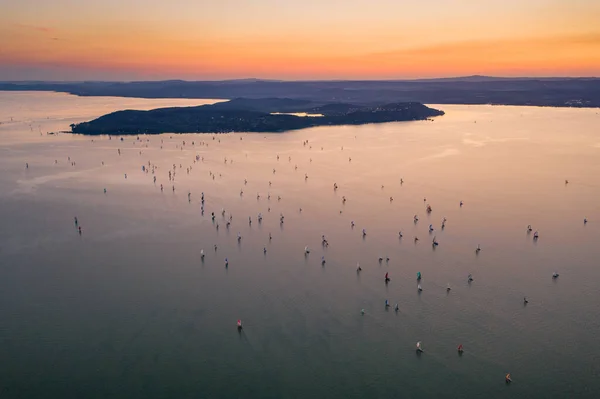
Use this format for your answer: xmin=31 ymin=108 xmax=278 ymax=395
xmin=0 ymin=92 xmax=599 ymax=399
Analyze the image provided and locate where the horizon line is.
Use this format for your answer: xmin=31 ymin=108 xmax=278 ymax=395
xmin=2 ymin=75 xmax=600 ymax=84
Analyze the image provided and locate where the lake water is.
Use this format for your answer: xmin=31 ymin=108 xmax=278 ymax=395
xmin=0 ymin=91 xmax=599 ymax=399
xmin=270 ymin=112 xmax=324 ymax=117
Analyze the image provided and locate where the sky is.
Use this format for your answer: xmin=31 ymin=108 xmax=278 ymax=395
xmin=1 ymin=0 xmax=599 ymax=81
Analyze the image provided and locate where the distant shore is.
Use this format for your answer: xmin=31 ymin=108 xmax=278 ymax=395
xmin=2 ymin=77 xmax=600 ymax=108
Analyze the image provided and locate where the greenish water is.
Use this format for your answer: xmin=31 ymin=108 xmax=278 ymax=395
xmin=0 ymin=92 xmax=599 ymax=398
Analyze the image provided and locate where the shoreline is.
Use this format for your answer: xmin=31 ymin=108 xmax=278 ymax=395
xmin=2 ymin=77 xmax=599 ymax=109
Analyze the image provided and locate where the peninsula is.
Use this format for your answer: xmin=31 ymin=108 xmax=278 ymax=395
xmin=70 ymin=98 xmax=444 ymax=135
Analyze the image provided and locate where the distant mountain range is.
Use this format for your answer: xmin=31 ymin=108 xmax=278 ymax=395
xmin=2 ymin=77 xmax=599 ymax=107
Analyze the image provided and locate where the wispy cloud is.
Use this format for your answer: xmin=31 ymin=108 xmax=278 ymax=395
xmin=1 ymin=23 xmax=599 ymax=79
xmin=15 ymin=23 xmax=53 ymax=33
xmin=366 ymin=33 xmax=600 ymax=58
xmin=327 ymin=32 xmax=600 ymax=77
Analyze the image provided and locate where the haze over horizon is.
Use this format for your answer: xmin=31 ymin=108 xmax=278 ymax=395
xmin=1 ymin=0 xmax=599 ymax=81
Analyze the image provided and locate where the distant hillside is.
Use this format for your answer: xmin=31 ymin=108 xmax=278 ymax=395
xmin=2 ymin=78 xmax=600 ymax=107
xmin=70 ymin=98 xmax=444 ymax=135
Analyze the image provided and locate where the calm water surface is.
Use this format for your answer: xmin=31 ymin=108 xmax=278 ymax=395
xmin=0 ymin=92 xmax=599 ymax=399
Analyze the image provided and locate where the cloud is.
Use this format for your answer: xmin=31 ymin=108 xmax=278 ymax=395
xmin=367 ymin=33 xmax=600 ymax=59
xmin=347 ymin=32 xmax=600 ymax=75
xmin=1 ymin=24 xmax=599 ymax=80
xmin=15 ymin=23 xmax=53 ymax=33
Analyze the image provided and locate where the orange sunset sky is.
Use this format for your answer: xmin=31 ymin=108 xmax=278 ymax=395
xmin=1 ymin=0 xmax=599 ymax=80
